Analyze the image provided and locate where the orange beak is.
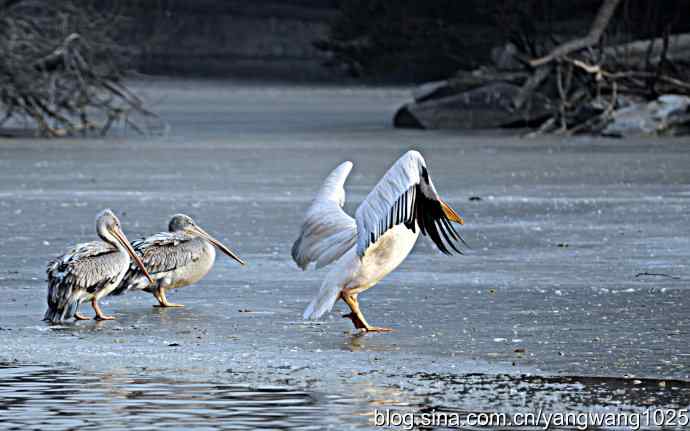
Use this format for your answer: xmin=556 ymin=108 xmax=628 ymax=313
xmin=190 ymin=225 xmax=246 ymax=266
xmin=112 ymin=227 xmax=155 ymax=284
xmin=441 ymin=201 xmax=464 ymax=225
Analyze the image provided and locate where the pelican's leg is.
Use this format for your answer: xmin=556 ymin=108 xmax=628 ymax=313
xmin=153 ymin=284 xmax=184 ymax=308
xmin=91 ymin=298 xmax=115 ymax=321
xmin=74 ymin=301 xmax=91 ymax=320
xmin=340 ymin=289 xmax=393 ymax=333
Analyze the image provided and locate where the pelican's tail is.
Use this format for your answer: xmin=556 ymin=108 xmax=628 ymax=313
xmin=43 ymin=298 xmax=80 ymax=324
xmin=43 ymin=278 xmax=80 ymax=324
xmin=303 ymin=271 xmax=343 ymax=320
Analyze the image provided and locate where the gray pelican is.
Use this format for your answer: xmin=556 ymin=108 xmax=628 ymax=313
xmin=44 ymin=209 xmax=154 ymax=323
xmin=113 ymin=214 xmax=246 ymax=307
xmin=292 ymin=150 xmax=466 ymax=332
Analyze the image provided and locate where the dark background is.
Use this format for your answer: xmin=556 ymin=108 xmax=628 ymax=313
xmin=104 ymin=0 xmax=690 ymax=82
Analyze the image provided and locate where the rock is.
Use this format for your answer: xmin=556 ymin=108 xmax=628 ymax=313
xmin=411 ymin=69 xmax=530 ymax=104
xmin=393 ymin=105 xmax=425 ymax=128
xmin=603 ymin=105 xmax=658 ymax=135
xmin=412 ymin=80 xmax=451 ymax=103
xmin=656 ymin=95 xmax=690 ymax=118
xmin=603 ymin=95 xmax=690 ymax=136
xmin=394 ymin=82 xmax=551 ymax=130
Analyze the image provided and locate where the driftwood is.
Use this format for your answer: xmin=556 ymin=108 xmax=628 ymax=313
xmin=604 ymin=33 xmax=690 ymax=65
xmin=514 ymin=0 xmax=622 ymax=112
xmin=395 ymin=0 xmax=690 ymax=135
xmin=0 ymin=0 xmax=156 ymax=137
xmin=529 ymin=0 xmax=623 ymax=67
xmin=514 ymin=0 xmax=690 ymax=135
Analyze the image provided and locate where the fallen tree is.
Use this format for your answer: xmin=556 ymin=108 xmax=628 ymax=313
xmin=0 ymin=0 xmax=156 ymax=137
xmin=395 ymin=0 xmax=690 ymax=135
xmin=518 ymin=0 xmax=690 ymax=135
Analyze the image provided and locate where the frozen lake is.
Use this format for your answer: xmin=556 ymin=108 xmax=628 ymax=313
xmin=0 ymin=79 xmax=689 ymax=429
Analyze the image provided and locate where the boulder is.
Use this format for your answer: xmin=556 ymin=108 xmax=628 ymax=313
xmin=411 ymin=80 xmax=452 ymax=103
xmin=603 ymin=95 xmax=690 ymax=136
xmin=394 ymin=82 xmax=551 ymax=129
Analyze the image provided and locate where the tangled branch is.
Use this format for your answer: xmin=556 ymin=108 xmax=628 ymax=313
xmin=0 ymin=0 xmax=156 ymax=137
xmin=517 ymin=0 xmax=690 ymax=136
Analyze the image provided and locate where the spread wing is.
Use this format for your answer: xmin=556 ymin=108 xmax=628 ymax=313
xmin=112 ymin=232 xmax=202 ymax=294
xmin=354 ymin=150 xmax=464 ymax=257
xmin=291 ymin=161 xmax=357 ymax=270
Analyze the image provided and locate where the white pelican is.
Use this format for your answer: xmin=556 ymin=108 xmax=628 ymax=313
xmin=113 ymin=214 xmax=245 ymax=307
xmin=44 ymin=209 xmax=154 ymax=323
xmin=292 ymin=150 xmax=465 ymax=332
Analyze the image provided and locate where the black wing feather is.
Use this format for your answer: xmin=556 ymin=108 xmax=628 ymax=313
xmin=362 ymin=183 xmax=465 ymax=255
xmin=409 ymin=184 xmax=464 ymax=255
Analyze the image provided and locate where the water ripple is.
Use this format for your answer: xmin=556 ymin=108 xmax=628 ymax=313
xmin=0 ymin=363 xmax=330 ymax=430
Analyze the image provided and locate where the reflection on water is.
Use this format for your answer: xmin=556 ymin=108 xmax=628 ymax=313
xmin=0 ymin=363 xmax=329 ymax=430
xmin=4 ymin=361 xmax=690 ymax=430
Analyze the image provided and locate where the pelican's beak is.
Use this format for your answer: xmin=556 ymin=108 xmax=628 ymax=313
xmin=441 ymin=200 xmax=464 ymax=225
xmin=111 ymin=226 xmax=155 ymax=284
xmin=191 ymin=225 xmax=246 ymax=266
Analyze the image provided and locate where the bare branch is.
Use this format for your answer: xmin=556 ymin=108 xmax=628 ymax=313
xmin=0 ymin=0 xmax=157 ymax=137
xmin=530 ymin=0 xmax=623 ymax=67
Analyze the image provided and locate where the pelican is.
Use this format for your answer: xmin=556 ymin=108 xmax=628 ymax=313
xmin=292 ymin=150 xmax=466 ymax=332
xmin=112 ymin=214 xmax=246 ymax=307
xmin=44 ymin=209 xmax=154 ymax=323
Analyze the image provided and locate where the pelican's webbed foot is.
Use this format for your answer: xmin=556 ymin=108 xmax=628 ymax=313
xmin=341 ymin=291 xmax=394 ymax=333
xmin=363 ymin=326 xmax=394 ymax=333
xmin=342 ymin=312 xmax=368 ymax=330
xmin=92 ymin=298 xmax=115 ymax=321
xmin=153 ymin=287 xmax=184 ymax=308
xmin=342 ymin=312 xmax=394 ymax=333
xmin=153 ymin=302 xmax=185 ymax=308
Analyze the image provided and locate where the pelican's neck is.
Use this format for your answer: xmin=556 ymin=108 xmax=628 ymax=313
xmin=103 ymin=233 xmax=130 ymax=260
xmin=201 ymin=237 xmax=217 ymax=259
xmin=181 ymin=231 xmax=216 ymax=261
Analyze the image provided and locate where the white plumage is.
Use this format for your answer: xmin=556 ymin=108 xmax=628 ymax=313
xmin=291 ymin=161 xmax=356 ymax=270
xmin=292 ymin=150 xmax=465 ymax=332
xmin=355 ymin=150 xmax=425 ymax=256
